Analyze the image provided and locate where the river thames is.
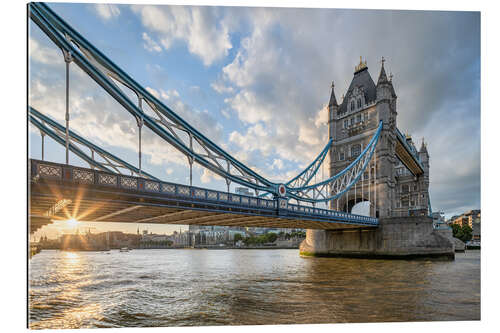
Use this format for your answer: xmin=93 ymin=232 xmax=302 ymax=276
xmin=28 ymin=249 xmax=480 ymax=329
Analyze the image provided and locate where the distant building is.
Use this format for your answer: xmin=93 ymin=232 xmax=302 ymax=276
xmin=59 ymin=231 xmax=140 ymax=250
xmin=431 ymin=211 xmax=449 ymax=230
xmin=472 ymin=221 xmax=481 ymax=241
xmin=471 ymin=211 xmax=481 ymax=241
xmin=450 ymin=209 xmax=480 ymax=229
xmin=235 ymin=187 xmax=254 ymax=196
xmin=168 ymin=230 xmax=193 ymax=247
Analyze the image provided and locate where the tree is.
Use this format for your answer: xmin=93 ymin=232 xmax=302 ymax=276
xmin=462 ymin=225 xmax=472 ymax=242
xmin=234 ymin=233 xmax=243 ymax=243
xmin=451 ymin=224 xmax=461 ymax=238
xmin=452 ymin=223 xmax=473 ymax=242
xmin=267 ymin=232 xmax=277 ymax=243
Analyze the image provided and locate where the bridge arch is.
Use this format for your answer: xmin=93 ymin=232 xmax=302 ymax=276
xmin=335 ymin=191 xmax=378 ymax=218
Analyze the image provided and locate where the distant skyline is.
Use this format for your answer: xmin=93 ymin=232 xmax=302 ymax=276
xmin=29 ymin=3 xmax=480 ymax=239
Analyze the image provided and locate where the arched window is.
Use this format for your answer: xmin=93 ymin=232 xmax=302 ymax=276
xmin=357 ymin=98 xmax=362 ymax=108
xmin=351 ymin=100 xmax=355 ymax=111
xmin=351 ymin=144 xmax=361 ymax=157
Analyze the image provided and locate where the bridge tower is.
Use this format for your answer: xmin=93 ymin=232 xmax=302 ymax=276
xmin=300 ymin=57 xmax=452 ymax=259
xmin=328 ymin=57 xmax=398 ymax=218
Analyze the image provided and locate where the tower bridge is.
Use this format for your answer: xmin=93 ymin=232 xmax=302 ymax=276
xmin=28 ymin=2 xmax=454 ymax=259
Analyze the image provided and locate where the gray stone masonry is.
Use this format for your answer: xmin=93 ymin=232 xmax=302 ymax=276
xmin=300 ymin=216 xmax=454 ymax=259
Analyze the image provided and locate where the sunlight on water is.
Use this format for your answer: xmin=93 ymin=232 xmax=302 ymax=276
xmin=28 ymin=249 xmax=480 ymax=329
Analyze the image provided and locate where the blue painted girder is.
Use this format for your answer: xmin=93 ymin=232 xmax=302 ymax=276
xmin=29 ymin=2 xmax=279 ymax=194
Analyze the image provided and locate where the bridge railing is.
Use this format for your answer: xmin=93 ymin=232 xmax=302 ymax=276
xmin=286 ymin=203 xmax=378 ymax=225
xmin=30 ymin=159 xmax=277 ymax=209
xmin=30 ymin=159 xmax=379 ymax=226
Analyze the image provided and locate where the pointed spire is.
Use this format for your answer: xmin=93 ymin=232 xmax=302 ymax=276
xmin=420 ymin=137 xmax=428 ymax=153
xmin=377 ymin=56 xmax=389 ymax=85
xmin=328 ymin=81 xmax=338 ymax=107
xmin=354 ymin=56 xmax=368 ymax=73
xmin=388 ymin=71 xmax=397 ymax=97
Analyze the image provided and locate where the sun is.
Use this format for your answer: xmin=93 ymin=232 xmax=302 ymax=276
xmin=65 ymin=218 xmax=79 ymax=228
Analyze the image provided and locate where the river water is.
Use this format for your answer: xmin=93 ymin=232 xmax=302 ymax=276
xmin=28 ymin=249 xmax=480 ymax=329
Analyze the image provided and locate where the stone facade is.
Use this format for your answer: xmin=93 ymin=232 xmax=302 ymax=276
xmin=299 ymin=57 xmax=453 ymax=259
xmin=327 ymin=58 xmax=430 ymax=218
xmin=300 ymin=216 xmax=454 ymax=259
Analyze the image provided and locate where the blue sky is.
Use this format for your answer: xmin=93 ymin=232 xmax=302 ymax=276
xmin=28 ymin=3 xmax=480 ymax=238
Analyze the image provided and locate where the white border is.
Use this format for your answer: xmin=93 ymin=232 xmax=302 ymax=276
xmin=2 ymin=0 xmax=498 ymax=332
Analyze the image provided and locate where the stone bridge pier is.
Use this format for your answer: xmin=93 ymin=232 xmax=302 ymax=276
xmin=299 ymin=216 xmax=454 ymax=259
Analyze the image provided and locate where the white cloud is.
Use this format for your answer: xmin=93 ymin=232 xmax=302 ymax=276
xmin=29 ymin=37 xmax=61 ymax=66
xmin=200 ymin=168 xmax=223 ymax=184
xmin=131 ymin=5 xmax=232 ymax=66
xmin=224 ymin=91 xmax=273 ymax=124
xmin=144 ymin=86 xmax=224 ymax=156
xmin=94 ymin=4 xmax=121 ymax=20
xmin=142 ymin=32 xmax=162 ymax=52
xmin=271 ymin=159 xmax=284 ymax=170
xmin=210 ymin=80 xmax=234 ymax=94
xmin=220 ymin=108 xmax=231 ymax=119
xmin=229 ymin=123 xmax=274 ymax=157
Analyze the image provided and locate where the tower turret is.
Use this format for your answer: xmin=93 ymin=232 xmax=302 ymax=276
xmin=419 ymin=138 xmax=429 ymax=171
xmin=374 ymin=57 xmax=397 ymax=218
xmin=328 ymin=81 xmax=338 ymax=140
xmin=376 ymin=57 xmax=394 ymax=125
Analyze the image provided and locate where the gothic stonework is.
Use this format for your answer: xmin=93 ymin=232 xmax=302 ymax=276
xmin=300 ymin=57 xmax=453 ymax=259
xmin=327 ymin=57 xmax=430 ymax=218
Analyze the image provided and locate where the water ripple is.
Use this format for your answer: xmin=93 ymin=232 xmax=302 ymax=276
xmin=29 ymin=249 xmax=480 ymax=329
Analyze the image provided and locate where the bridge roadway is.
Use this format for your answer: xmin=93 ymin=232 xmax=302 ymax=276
xmin=29 ymin=159 xmax=378 ymax=232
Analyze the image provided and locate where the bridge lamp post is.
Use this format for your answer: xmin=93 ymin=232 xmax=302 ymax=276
xmin=40 ymin=129 xmax=45 ymax=161
xmin=225 ymin=162 xmax=231 ymax=193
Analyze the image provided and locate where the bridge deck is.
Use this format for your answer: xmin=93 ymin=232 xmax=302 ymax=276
xmin=29 ymin=159 xmax=378 ymax=231
xmin=395 ymin=127 xmax=424 ymax=176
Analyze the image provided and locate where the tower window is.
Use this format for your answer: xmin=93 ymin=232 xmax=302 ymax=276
xmin=357 ymin=98 xmax=362 ymax=108
xmin=356 ymin=114 xmax=361 ymax=123
xmin=339 ymin=152 xmax=345 ymax=161
xmin=350 ymin=117 xmax=354 ymax=125
xmin=351 ymin=101 xmax=355 ymax=111
xmin=344 ymin=119 xmax=348 ymax=128
xmin=351 ymin=144 xmax=361 ymax=158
